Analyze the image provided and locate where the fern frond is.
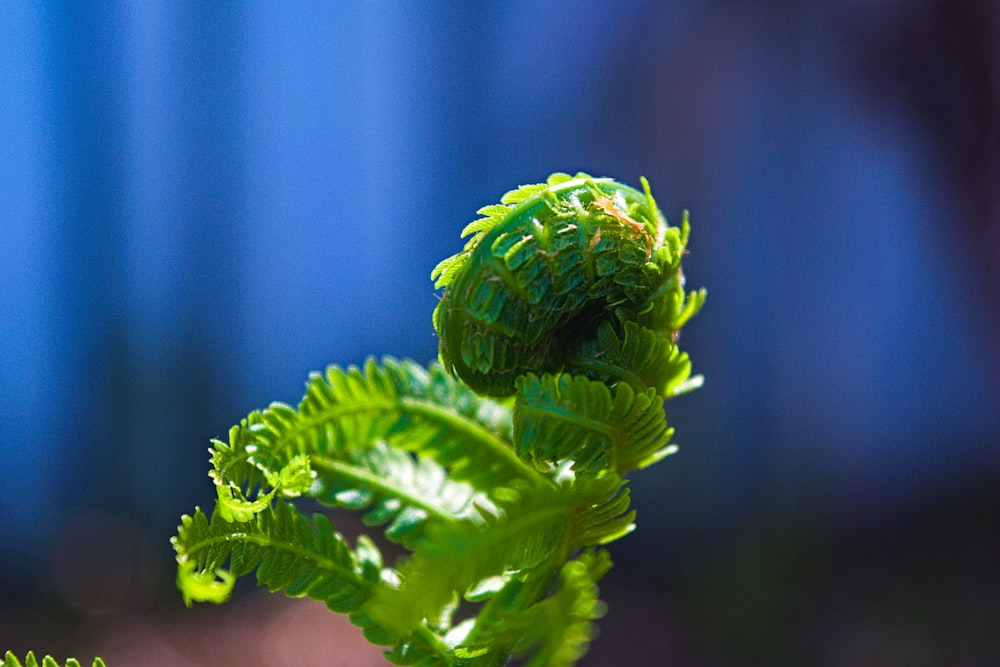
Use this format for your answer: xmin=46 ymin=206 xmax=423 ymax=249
xmin=262 ymin=359 xmax=529 ymax=489
xmin=310 ymin=439 xmax=494 ymax=549
xmin=208 ymin=358 xmax=539 ymax=527
xmin=377 ymin=628 xmax=453 ymax=667
xmin=207 ymin=413 xmax=276 ymax=522
xmin=455 ymin=549 xmax=611 ymax=667
xmin=564 ymin=475 xmax=637 ymax=548
xmin=365 ymin=469 xmax=632 ymax=641
xmin=432 ymin=173 xmax=688 ymax=397
xmin=366 ymin=481 xmax=575 ymax=637
xmin=499 ymin=181 xmax=551 ymax=205
xmin=515 ymin=549 xmax=611 ymax=667
xmin=431 ymin=173 xmax=595 ymax=290
xmin=173 ymin=501 xmax=384 ymax=613
xmin=563 ymin=320 xmax=695 ymax=399
xmin=174 ymin=503 xmax=460 ymax=667
xmin=1 ymin=654 xmax=106 ymax=667
xmin=347 ymin=610 xmax=453 ymax=666
xmin=638 ymin=211 xmax=706 ymax=339
xmin=174 ymin=171 xmax=704 ymax=667
xmin=514 ymin=373 xmax=675 ymax=476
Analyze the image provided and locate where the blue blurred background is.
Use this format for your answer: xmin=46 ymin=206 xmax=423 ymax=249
xmin=2 ymin=1 xmax=999 ymax=664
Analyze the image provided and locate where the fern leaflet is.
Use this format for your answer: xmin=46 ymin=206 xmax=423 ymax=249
xmin=0 ymin=655 xmax=105 ymax=667
xmin=514 ymin=372 xmax=676 ymax=475
xmin=455 ymin=549 xmax=612 ymax=667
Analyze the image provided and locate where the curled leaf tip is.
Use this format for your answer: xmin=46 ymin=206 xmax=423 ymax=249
xmin=433 ymin=173 xmax=703 ymax=398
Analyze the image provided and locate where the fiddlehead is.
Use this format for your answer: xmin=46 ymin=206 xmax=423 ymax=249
xmin=173 ymin=171 xmax=704 ymax=667
xmin=432 ymin=172 xmax=704 ymax=398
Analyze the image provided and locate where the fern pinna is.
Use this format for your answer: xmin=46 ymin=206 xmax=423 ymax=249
xmin=0 ymin=653 xmax=106 ymax=667
xmin=173 ymin=172 xmax=705 ymax=666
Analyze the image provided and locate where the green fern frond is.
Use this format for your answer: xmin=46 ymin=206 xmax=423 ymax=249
xmin=347 ymin=609 xmax=453 ymax=666
xmin=1 ymin=654 xmax=106 ymax=667
xmin=499 ymin=181 xmax=552 ymax=205
xmin=565 ymin=475 xmax=637 ymax=548
xmin=456 ymin=549 xmax=612 ymax=667
xmin=435 ymin=173 xmax=602 ymax=293
xmin=564 ymin=320 xmax=696 ymax=399
xmin=366 ymin=470 xmax=633 ymax=642
xmin=173 ymin=501 xmax=384 ymax=613
xmin=637 ymin=211 xmax=706 ymax=339
xmin=207 ymin=413 xmax=276 ymax=522
xmin=310 ymin=439 xmax=494 ymax=549
xmin=513 ymin=373 xmax=675 ymax=476
xmin=507 ymin=549 xmax=612 ymax=667
xmin=263 ymin=359 xmax=530 ymax=490
xmin=367 ymin=481 xmax=576 ymax=637
xmin=208 ymin=358 xmax=539 ymax=526
xmin=431 ymin=173 xmax=684 ymax=397
xmin=174 ymin=503 xmax=459 ymax=667
xmin=432 ymin=173 xmax=594 ymax=290
xmin=674 ymin=284 xmax=708 ymax=332
xmin=174 ymin=171 xmax=704 ymax=667
xmin=377 ymin=629 xmax=454 ymax=667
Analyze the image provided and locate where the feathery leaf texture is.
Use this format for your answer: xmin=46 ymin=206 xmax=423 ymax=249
xmin=365 ymin=475 xmax=630 ymax=638
xmin=208 ymin=357 xmax=534 ymax=526
xmin=174 ymin=172 xmax=704 ymax=667
xmin=514 ymin=372 xmax=675 ymax=475
xmin=1 ymin=654 xmax=105 ymax=667
xmin=454 ymin=549 xmax=613 ymax=667
xmin=431 ymin=172 xmax=702 ymax=397
xmin=174 ymin=501 xmax=383 ymax=612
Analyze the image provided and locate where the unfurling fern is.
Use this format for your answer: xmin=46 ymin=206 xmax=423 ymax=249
xmin=173 ymin=172 xmax=705 ymax=666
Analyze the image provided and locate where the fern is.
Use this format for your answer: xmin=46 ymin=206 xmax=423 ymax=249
xmin=455 ymin=549 xmax=613 ymax=667
xmin=0 ymin=654 xmax=105 ymax=667
xmin=174 ymin=501 xmax=382 ymax=612
xmin=208 ymin=358 xmax=536 ymax=526
xmin=173 ymin=172 xmax=705 ymax=666
xmin=514 ymin=372 xmax=676 ymax=475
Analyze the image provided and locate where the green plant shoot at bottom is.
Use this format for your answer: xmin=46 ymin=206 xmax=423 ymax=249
xmin=1 ymin=653 xmax=106 ymax=667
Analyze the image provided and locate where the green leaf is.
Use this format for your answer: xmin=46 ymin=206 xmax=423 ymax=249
xmin=431 ymin=173 xmax=683 ymax=397
xmin=431 ymin=175 xmax=595 ymax=291
xmin=175 ymin=558 xmax=235 ymax=606
xmin=514 ymin=372 xmax=675 ymax=476
xmin=172 ymin=502 xmax=383 ymax=614
xmin=499 ymin=181 xmax=550 ymax=205
xmin=207 ymin=358 xmax=539 ymax=529
xmin=1 ymin=655 xmax=106 ymax=667
xmin=366 ymin=481 xmax=573 ymax=637
xmin=258 ymin=359 xmax=531 ymax=491
xmin=364 ymin=471 xmax=634 ymax=641
xmin=565 ymin=320 xmax=697 ymax=399
xmin=310 ymin=439 xmax=495 ymax=549
xmin=207 ymin=415 xmax=274 ymax=523
xmin=567 ymin=476 xmax=636 ymax=547
xmin=459 ymin=549 xmax=612 ymax=667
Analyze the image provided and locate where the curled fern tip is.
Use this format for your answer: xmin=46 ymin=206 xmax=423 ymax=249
xmin=432 ymin=172 xmax=704 ymax=398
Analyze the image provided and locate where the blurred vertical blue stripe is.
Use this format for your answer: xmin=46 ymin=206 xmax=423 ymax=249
xmin=1 ymin=0 xmax=61 ymax=555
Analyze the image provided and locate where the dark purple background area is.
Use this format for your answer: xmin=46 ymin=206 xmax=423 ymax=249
xmin=2 ymin=1 xmax=998 ymax=664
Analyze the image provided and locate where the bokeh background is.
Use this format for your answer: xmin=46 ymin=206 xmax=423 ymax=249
xmin=2 ymin=1 xmax=999 ymax=665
